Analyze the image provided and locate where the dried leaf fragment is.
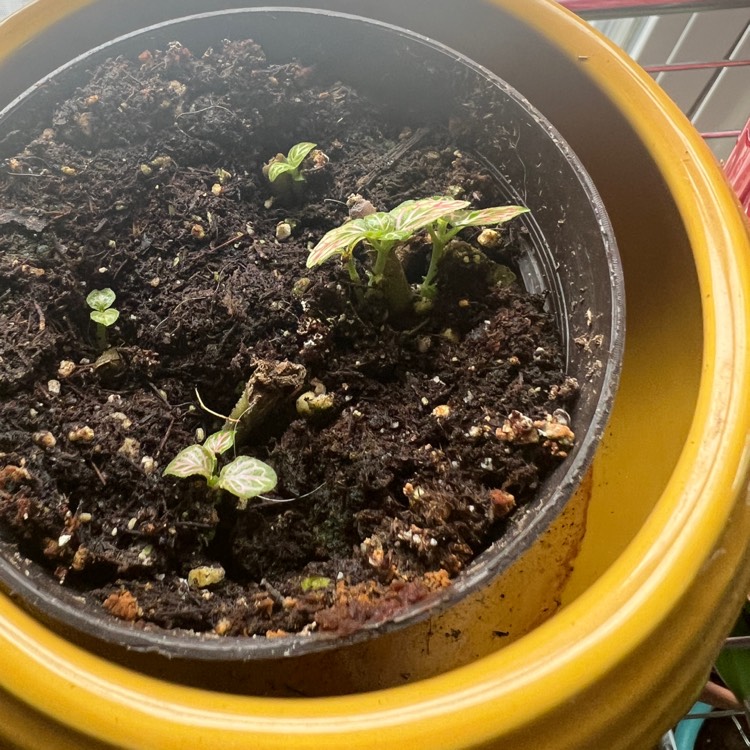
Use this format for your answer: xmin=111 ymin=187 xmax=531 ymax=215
xmin=103 ymin=590 xmax=140 ymax=621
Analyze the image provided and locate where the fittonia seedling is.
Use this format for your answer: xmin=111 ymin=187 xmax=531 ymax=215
xmin=419 ymin=204 xmax=530 ymax=300
xmin=164 ymin=429 xmax=277 ymax=509
xmin=308 ymin=196 xmax=468 ymax=275
xmin=307 ymin=196 xmax=529 ymax=315
xmin=263 ymin=141 xmax=323 ymax=202
xmin=264 ymin=141 xmax=317 ymax=184
xmin=86 ymin=288 xmax=119 ymax=351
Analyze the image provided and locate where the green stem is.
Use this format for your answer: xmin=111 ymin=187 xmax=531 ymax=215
xmin=345 ymin=255 xmax=361 ymax=284
xmin=95 ymin=324 xmax=108 ymax=352
xmin=367 ymin=250 xmax=413 ymax=319
xmin=370 ymin=239 xmax=394 ymax=284
xmin=345 ymin=254 xmax=365 ymax=306
xmin=420 ymin=226 xmax=458 ymax=299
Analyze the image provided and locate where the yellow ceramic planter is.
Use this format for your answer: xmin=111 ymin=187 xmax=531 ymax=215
xmin=0 ymin=1 xmax=749 ymax=748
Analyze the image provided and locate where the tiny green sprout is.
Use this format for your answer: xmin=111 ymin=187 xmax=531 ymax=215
xmin=86 ymin=287 xmax=119 ymax=350
xmin=419 ymin=203 xmax=529 ymax=300
xmin=265 ymin=142 xmax=317 ymax=184
xmin=163 ymin=429 xmax=277 ymax=508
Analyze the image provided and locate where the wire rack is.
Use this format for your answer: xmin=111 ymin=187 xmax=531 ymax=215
xmin=566 ymin=0 xmax=750 ymax=160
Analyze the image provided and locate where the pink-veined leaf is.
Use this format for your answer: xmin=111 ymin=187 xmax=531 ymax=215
xmin=217 ymin=456 xmax=278 ymax=500
xmin=163 ymin=444 xmax=216 ymax=481
xmin=390 ymin=197 xmax=470 ymax=234
xmin=203 ymin=429 xmax=235 ymax=456
xmin=307 ymin=220 xmax=367 ymax=268
xmin=286 ymin=142 xmax=317 ymax=169
xmin=449 ymin=205 xmax=529 ymax=228
xmin=267 ymin=161 xmax=294 ymax=183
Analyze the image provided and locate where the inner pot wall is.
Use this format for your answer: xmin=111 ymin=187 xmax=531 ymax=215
xmin=0 ymin=8 xmax=622 ymax=665
xmin=0 ymin=1 xmax=748 ymax=749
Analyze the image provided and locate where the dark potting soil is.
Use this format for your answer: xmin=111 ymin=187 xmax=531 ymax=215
xmin=0 ymin=39 xmax=578 ymax=638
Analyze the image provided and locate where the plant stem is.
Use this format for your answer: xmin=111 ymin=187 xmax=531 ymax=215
xmin=419 ymin=225 xmax=459 ymax=299
xmin=95 ymin=323 xmax=108 ymax=352
xmin=345 ymin=255 xmax=361 ymax=283
xmin=366 ymin=250 xmax=413 ymax=318
xmin=370 ymin=239 xmax=394 ymax=284
xmin=422 ymin=228 xmax=445 ymax=291
xmin=224 ymin=359 xmax=306 ymax=445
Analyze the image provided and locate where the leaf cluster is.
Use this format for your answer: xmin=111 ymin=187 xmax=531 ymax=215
xmin=86 ymin=288 xmax=119 ymax=327
xmin=266 ymin=142 xmax=317 ymax=183
xmin=307 ymin=196 xmax=528 ymax=300
xmin=164 ymin=429 xmax=277 ymax=504
xmin=306 ymin=197 xmax=466 ymax=268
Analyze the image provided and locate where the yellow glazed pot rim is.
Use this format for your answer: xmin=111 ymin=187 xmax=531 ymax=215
xmin=0 ymin=1 xmax=748 ymax=748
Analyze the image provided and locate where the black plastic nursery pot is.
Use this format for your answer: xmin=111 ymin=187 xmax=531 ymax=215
xmin=0 ymin=8 xmax=623 ymax=672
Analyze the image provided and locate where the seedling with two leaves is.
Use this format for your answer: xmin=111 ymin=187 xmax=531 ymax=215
xmin=86 ymin=288 xmax=119 ymax=351
xmin=263 ymin=142 xmax=319 ymax=202
xmin=265 ymin=142 xmax=317 ymax=183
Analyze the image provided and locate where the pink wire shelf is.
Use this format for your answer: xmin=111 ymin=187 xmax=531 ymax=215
xmin=558 ymin=1 xmax=750 ymax=17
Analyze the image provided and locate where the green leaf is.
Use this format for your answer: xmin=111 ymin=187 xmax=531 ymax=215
xmin=361 ymin=212 xmax=395 ymax=236
xmin=390 ymin=197 xmax=470 ymax=234
xmin=163 ymin=444 xmax=216 ymax=481
xmin=286 ymin=142 xmax=317 ymax=169
xmin=360 ymin=213 xmax=412 ymax=251
xmin=86 ymin=288 xmax=116 ymax=312
xmin=301 ymin=576 xmax=331 ymax=592
xmin=307 ymin=220 xmax=368 ymax=268
xmin=90 ymin=308 xmax=119 ymax=327
xmin=267 ymin=161 xmax=294 ymax=183
xmin=449 ymin=205 xmax=529 ymax=229
xmin=378 ymin=229 xmax=413 ymax=243
xmin=203 ymin=430 xmax=235 ymax=456
xmin=217 ymin=456 xmax=277 ymax=500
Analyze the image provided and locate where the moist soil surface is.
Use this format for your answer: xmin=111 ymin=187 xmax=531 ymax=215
xmin=0 ymin=39 xmax=578 ymax=639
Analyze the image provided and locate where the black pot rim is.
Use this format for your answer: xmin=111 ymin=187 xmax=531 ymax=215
xmin=0 ymin=6 xmax=625 ymax=661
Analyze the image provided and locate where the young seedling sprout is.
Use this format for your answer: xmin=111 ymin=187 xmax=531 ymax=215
xmin=419 ymin=204 xmax=529 ymax=300
xmin=163 ymin=428 xmax=277 ymax=509
xmin=307 ymin=196 xmax=529 ymax=313
xmin=264 ymin=142 xmax=317 ymax=184
xmin=86 ymin=288 xmax=119 ymax=351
